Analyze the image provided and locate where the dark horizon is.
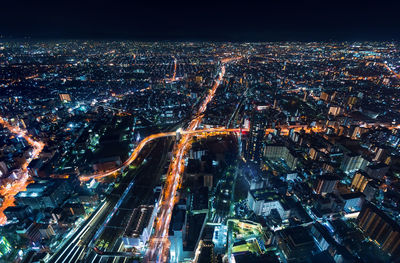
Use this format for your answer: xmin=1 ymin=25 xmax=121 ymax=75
xmin=1 ymin=0 xmax=400 ymax=41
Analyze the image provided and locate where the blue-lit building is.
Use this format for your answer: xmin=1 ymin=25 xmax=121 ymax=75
xmin=15 ymin=179 xmax=75 ymax=210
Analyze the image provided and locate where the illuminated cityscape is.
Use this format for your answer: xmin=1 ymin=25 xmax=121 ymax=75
xmin=1 ymin=1 xmax=400 ymax=262
xmin=0 ymin=41 xmax=400 ymax=263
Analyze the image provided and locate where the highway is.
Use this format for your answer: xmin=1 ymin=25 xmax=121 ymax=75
xmin=165 ymin=57 xmax=177 ymax=83
xmin=171 ymin=57 xmax=177 ymax=81
xmin=145 ymin=65 xmax=227 ymax=262
xmin=79 ymin=127 xmax=245 ymax=181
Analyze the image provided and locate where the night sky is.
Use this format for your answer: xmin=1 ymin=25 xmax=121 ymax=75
xmin=1 ymin=0 xmax=399 ymax=41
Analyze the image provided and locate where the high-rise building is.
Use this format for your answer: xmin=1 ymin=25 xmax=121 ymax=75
xmin=247 ymin=189 xmax=291 ymax=219
xmin=275 ymin=226 xmax=316 ymax=262
xmin=264 ymin=144 xmax=298 ymax=170
xmin=15 ymin=179 xmax=75 ymax=210
xmin=351 ymin=171 xmax=371 ymax=192
xmin=195 ymin=76 xmax=203 ymax=84
xmin=320 ymin=92 xmax=330 ymax=102
xmin=310 ymin=222 xmax=336 ymax=251
xmin=309 ymin=148 xmax=319 ymax=160
xmin=358 ymin=203 xmax=400 ymax=256
xmin=38 ymin=224 xmax=56 ymax=239
xmin=169 ymin=198 xmax=207 ymax=263
xmin=303 ymin=91 xmax=307 ymax=102
xmin=203 ymin=174 xmax=213 ymax=190
xmin=373 ymin=147 xmax=388 ymax=162
xmin=339 ymin=192 xmax=364 ymax=213
xmin=314 ymin=174 xmax=340 ymax=194
xmin=59 ymin=93 xmax=71 ymax=102
xmin=365 ymin=163 xmax=389 ymax=180
xmin=328 ymin=106 xmax=343 ymax=116
xmin=245 ymin=110 xmax=267 ymax=163
xmin=4 ymin=205 xmax=33 ymax=222
xmin=347 ymin=96 xmax=357 ymax=106
xmin=340 ymin=153 xmax=369 ymax=173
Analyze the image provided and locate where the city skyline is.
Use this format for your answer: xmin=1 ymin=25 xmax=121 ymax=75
xmin=1 ymin=11 xmax=400 ymax=262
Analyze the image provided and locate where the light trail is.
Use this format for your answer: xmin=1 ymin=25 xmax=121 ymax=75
xmin=366 ymin=61 xmax=400 ymax=80
xmin=145 ymin=65 xmax=227 ymax=262
xmin=171 ymin=58 xmax=177 ymax=81
xmin=80 ymin=121 xmax=399 ymax=182
xmin=165 ymin=57 xmax=177 ymax=83
xmin=80 ymin=131 xmax=174 ymax=181
xmin=0 ymin=116 xmax=45 ymax=225
xmin=79 ymin=128 xmax=244 ymax=181
xmin=383 ymin=62 xmax=400 ymax=80
xmin=220 ymin=56 xmax=242 ymax=64
xmin=82 ymin=57 xmax=242 ymax=183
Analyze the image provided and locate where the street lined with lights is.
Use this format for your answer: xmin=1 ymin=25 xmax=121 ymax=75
xmin=0 ymin=117 xmax=45 ymax=225
xmin=145 ymin=63 xmax=228 ymax=262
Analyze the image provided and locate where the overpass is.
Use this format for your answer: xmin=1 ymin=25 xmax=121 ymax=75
xmin=79 ymin=127 xmax=245 ymax=181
